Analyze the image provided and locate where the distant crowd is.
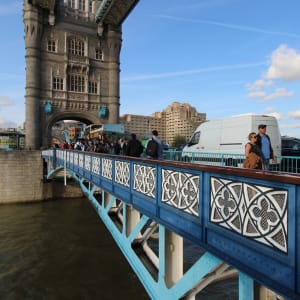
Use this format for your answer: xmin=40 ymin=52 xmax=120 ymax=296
xmin=53 ymin=130 xmax=164 ymax=160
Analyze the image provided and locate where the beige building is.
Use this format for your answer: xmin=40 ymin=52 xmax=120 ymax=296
xmin=121 ymin=102 xmax=206 ymax=145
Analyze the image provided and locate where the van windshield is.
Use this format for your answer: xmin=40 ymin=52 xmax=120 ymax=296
xmin=188 ymin=131 xmax=200 ymax=146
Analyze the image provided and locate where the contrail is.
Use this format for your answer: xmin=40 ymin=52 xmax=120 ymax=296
xmin=156 ymin=15 xmax=300 ymax=39
xmin=122 ymin=62 xmax=267 ymax=82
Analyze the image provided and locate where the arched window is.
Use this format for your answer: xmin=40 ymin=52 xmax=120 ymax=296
xmin=69 ymin=37 xmax=84 ymax=56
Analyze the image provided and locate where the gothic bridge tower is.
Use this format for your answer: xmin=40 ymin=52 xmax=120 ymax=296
xmin=23 ymin=0 xmax=139 ymax=149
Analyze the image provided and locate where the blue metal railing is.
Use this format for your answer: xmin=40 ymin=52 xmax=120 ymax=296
xmin=42 ymin=149 xmax=300 ymax=299
xmin=163 ymin=150 xmax=300 ymax=174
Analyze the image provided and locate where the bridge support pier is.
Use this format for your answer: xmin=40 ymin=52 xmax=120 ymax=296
xmin=125 ymin=204 xmax=141 ymax=237
xmin=164 ymin=229 xmax=183 ymax=287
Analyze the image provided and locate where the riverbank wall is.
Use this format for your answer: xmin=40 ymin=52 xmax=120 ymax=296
xmin=0 ymin=151 xmax=83 ymax=204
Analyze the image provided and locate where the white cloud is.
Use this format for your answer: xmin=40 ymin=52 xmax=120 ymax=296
xmin=262 ymin=108 xmax=284 ymax=120
xmin=251 ymin=87 xmax=295 ymax=102
xmin=246 ymin=79 xmax=274 ymax=91
xmin=0 ymin=96 xmax=14 ymax=107
xmin=288 ymin=110 xmax=300 ymax=119
xmin=265 ymin=45 xmax=300 ymax=81
xmin=248 ymin=91 xmax=267 ymax=99
xmin=262 ymin=88 xmax=294 ymax=102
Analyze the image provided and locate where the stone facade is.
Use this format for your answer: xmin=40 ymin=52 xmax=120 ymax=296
xmin=23 ymin=0 xmax=139 ymax=149
xmin=0 ymin=151 xmax=83 ymax=203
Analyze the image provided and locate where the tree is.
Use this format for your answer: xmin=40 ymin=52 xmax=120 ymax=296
xmin=172 ymin=135 xmax=186 ymax=148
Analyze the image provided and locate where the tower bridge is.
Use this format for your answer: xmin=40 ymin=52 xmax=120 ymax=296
xmin=23 ymin=0 xmax=139 ymax=149
xmin=42 ymin=149 xmax=300 ymax=299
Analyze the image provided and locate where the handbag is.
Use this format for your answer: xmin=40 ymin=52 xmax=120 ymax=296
xmin=243 ymin=152 xmax=262 ymax=169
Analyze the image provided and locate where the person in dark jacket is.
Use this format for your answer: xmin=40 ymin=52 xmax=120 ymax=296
xmin=256 ymin=124 xmax=275 ymax=170
xmin=125 ymin=134 xmax=143 ymax=157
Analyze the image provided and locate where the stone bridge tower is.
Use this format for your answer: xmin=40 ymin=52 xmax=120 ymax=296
xmin=23 ymin=0 xmax=139 ymax=149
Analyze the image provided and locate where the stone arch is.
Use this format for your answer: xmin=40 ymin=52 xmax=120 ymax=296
xmin=43 ymin=111 xmax=101 ymax=147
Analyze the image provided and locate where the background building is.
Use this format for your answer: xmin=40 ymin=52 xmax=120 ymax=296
xmin=120 ymin=102 xmax=206 ymax=145
xmin=0 ymin=128 xmax=25 ymax=150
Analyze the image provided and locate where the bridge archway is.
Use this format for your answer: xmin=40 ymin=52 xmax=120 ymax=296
xmin=43 ymin=111 xmax=101 ymax=147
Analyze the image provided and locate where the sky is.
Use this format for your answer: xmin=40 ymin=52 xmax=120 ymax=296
xmin=1 ymin=1 xmax=300 ymax=138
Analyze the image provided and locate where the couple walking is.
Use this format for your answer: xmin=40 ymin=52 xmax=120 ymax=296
xmin=244 ymin=124 xmax=275 ymax=170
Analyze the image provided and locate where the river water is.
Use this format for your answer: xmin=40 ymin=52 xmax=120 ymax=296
xmin=0 ymin=197 xmax=238 ymax=299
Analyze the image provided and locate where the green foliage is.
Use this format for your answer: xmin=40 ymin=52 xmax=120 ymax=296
xmin=172 ymin=135 xmax=186 ymax=148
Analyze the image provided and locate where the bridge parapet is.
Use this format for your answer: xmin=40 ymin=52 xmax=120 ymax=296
xmin=42 ymin=149 xmax=300 ymax=299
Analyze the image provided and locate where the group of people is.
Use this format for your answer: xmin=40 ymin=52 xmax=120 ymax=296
xmin=244 ymin=124 xmax=275 ymax=170
xmin=56 ymin=129 xmax=164 ymax=160
xmin=120 ymin=129 xmax=163 ymax=159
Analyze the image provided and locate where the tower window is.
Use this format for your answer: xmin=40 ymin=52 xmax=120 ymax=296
xmin=79 ymin=0 xmax=85 ymax=11
xmin=95 ymin=48 xmax=103 ymax=60
xmin=69 ymin=38 xmax=84 ymax=56
xmin=53 ymin=77 xmax=64 ymax=90
xmin=69 ymin=75 xmax=85 ymax=92
xmin=88 ymin=81 xmax=98 ymax=94
xmin=68 ymin=0 xmax=75 ymax=9
xmin=48 ymin=40 xmax=56 ymax=52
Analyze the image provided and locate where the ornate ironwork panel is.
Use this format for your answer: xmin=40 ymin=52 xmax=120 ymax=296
xmin=133 ymin=164 xmax=156 ymax=198
xmin=70 ymin=152 xmax=74 ymax=164
xmin=92 ymin=156 xmax=100 ymax=175
xmin=74 ymin=152 xmax=78 ymax=166
xmin=78 ymin=153 xmax=84 ymax=169
xmin=102 ymin=158 xmax=112 ymax=180
xmin=115 ymin=160 xmax=130 ymax=187
xmin=84 ymin=154 xmax=91 ymax=171
xmin=210 ymin=177 xmax=288 ymax=253
xmin=161 ymin=169 xmax=199 ymax=217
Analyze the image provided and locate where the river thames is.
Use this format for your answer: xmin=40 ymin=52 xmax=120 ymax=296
xmin=0 ymin=197 xmax=237 ymax=299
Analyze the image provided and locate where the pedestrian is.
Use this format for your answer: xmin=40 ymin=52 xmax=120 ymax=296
xmin=120 ymin=137 xmax=127 ymax=155
xmin=125 ymin=133 xmax=143 ymax=157
xmin=243 ymin=132 xmax=264 ymax=169
xmin=256 ymin=124 xmax=275 ymax=171
xmin=112 ymin=138 xmax=121 ymax=155
xmin=146 ymin=130 xmax=163 ymax=159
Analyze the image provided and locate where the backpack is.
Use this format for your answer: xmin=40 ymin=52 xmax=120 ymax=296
xmin=146 ymin=138 xmax=158 ymax=158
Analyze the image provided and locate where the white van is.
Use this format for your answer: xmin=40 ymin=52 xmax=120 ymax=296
xmin=181 ymin=114 xmax=281 ymax=167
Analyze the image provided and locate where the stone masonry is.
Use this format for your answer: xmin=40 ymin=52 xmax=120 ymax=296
xmin=23 ymin=0 xmax=139 ymax=149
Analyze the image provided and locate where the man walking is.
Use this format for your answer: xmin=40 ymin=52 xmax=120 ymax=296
xmin=256 ymin=124 xmax=275 ymax=171
xmin=146 ymin=130 xmax=163 ymax=159
xmin=125 ymin=133 xmax=143 ymax=157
